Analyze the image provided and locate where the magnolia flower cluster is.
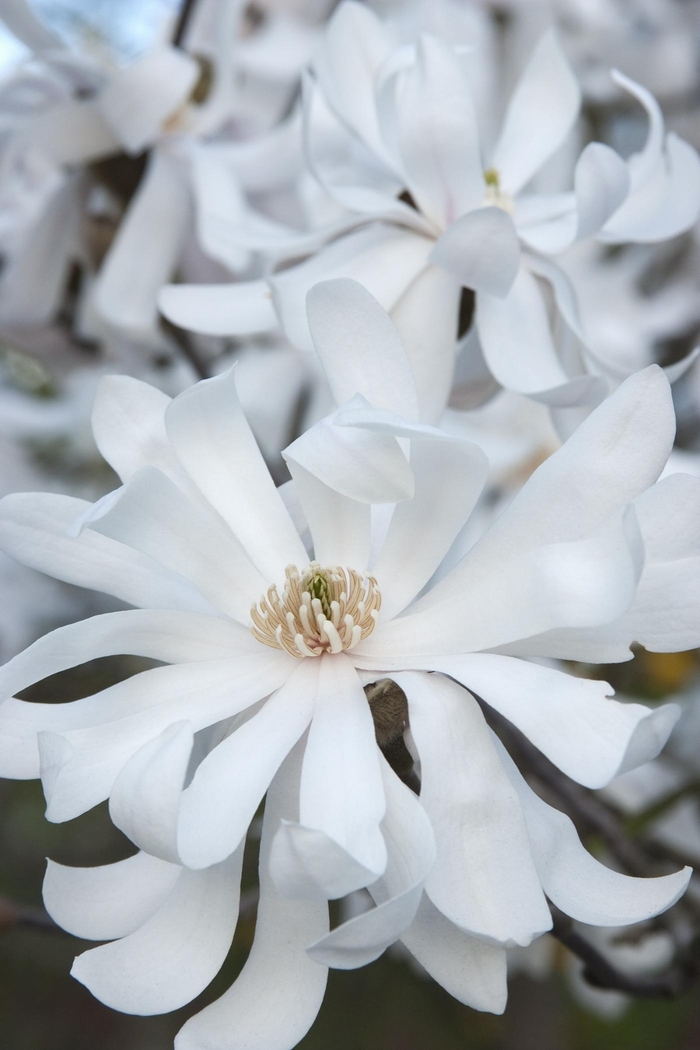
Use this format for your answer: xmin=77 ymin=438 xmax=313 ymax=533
xmin=1 ymin=277 xmax=699 ymax=1047
xmin=161 ymin=1 xmax=700 ymax=422
xmin=0 ymin=1 xmax=698 ymax=1048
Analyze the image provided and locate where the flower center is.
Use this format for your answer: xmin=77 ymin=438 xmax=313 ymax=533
xmin=250 ymin=562 xmax=381 ymax=658
xmin=483 ymin=168 xmax=514 ymax=215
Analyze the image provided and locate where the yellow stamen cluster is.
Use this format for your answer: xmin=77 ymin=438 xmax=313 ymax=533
xmin=250 ymin=562 xmax=381 ymax=658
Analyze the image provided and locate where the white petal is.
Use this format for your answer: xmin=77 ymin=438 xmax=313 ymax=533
xmin=306 ymin=278 xmax=419 ymax=422
xmin=94 ymin=149 xmax=190 ymax=334
xmin=390 ymin=264 xmax=461 ymax=424
xmin=97 ymin=47 xmax=198 ymax=154
xmin=371 ymin=436 xmax=488 ymax=620
xmin=72 ymin=852 xmax=242 ymax=1015
xmin=313 ymin=1 xmax=392 ymax=162
xmin=401 ymin=896 xmax=507 ymax=1013
xmin=603 ymin=133 xmax=700 ymax=243
xmin=496 ymin=737 xmax=692 ymax=925
xmin=23 ymin=100 xmax=118 ymax=167
xmin=285 ymin=460 xmax=371 ymax=569
xmin=491 ymin=29 xmax=581 ymax=195
xmin=110 ymin=721 xmax=195 ymax=864
xmin=38 ymin=652 xmax=292 ymax=820
xmin=271 ymin=655 xmax=386 ymax=899
xmin=177 ymin=661 xmax=318 ymax=869
xmin=307 ymin=754 xmax=435 ymax=968
xmin=270 ymin=224 xmax=433 ymax=353
xmin=175 ymin=745 xmax=328 ymax=1050
xmin=518 ymin=143 xmax=630 ymax=254
xmin=43 ymin=852 xmax=180 ymax=941
xmin=430 ymin=208 xmax=521 ymax=298
xmin=159 ymin=279 xmax=278 ymax=337
xmin=367 ymin=656 xmax=679 ymax=790
xmin=190 ymin=146 xmax=251 ymax=274
xmin=0 ymin=492 xmax=214 ymax=614
xmin=84 ymin=467 xmax=267 ymax=623
xmin=0 ymin=178 xmax=81 ymax=325
xmin=165 ymin=366 xmax=307 ymax=582
xmin=0 ymin=0 xmax=63 ymax=50
xmin=301 ymin=655 xmax=385 ymax=869
xmin=0 ymin=608 xmax=248 ymax=700
xmin=285 ymin=403 xmax=414 ymax=506
xmin=91 ymin=375 xmax=177 ymax=483
xmin=394 ymin=672 xmax=550 ymax=946
xmin=360 ymin=507 xmax=643 ymax=656
xmin=477 ymin=266 xmax=605 ymax=404
xmin=416 ymin=366 xmax=674 ymax=611
xmin=546 ymin=473 xmax=700 ymax=660
xmin=393 ymin=34 xmax=484 ymax=228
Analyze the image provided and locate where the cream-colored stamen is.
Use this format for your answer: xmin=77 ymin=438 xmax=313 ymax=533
xmin=483 ymin=167 xmax=514 ymax=215
xmin=250 ymin=562 xmax=381 ymax=658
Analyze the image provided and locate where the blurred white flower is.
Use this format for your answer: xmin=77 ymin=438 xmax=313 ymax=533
xmin=0 ymin=280 xmax=696 ymax=1043
xmin=161 ymin=2 xmax=700 ymax=420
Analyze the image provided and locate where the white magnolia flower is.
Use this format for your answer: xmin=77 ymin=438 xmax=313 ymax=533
xmin=0 ymin=281 xmax=697 ymax=1045
xmin=0 ymin=0 xmax=310 ymax=342
xmin=160 ymin=1 xmax=700 ymax=420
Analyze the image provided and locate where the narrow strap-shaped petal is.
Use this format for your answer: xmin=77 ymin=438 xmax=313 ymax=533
xmin=390 ymin=264 xmax=461 ymax=423
xmin=285 ymin=459 xmax=371 ymax=570
xmin=0 ymin=658 xmax=269 ymax=782
xmin=174 ymin=743 xmax=328 ymax=1050
xmin=94 ymin=149 xmax=190 ymax=334
xmin=371 ymin=435 xmax=487 ymax=621
xmin=394 ymin=672 xmax=551 ymax=947
xmin=0 ymin=609 xmax=249 ymax=700
xmin=476 ymin=265 xmax=605 ymax=405
xmin=71 ymin=850 xmax=243 ymax=1015
xmin=270 ymin=655 xmax=387 ymax=899
xmin=359 ymin=507 xmax=644 ymax=656
xmin=158 ymin=279 xmax=278 ymax=337
xmin=306 ymin=278 xmax=419 ymax=422
xmin=413 ymin=366 xmax=674 ymax=612
xmin=0 ymin=492 xmax=213 ymax=613
xmin=90 ymin=375 xmax=176 ymax=484
xmin=43 ymin=852 xmax=180 ymax=941
xmin=300 ymin=654 xmax=386 ymax=873
xmin=176 ymin=660 xmax=318 ymax=869
xmin=38 ymin=652 xmax=293 ymax=821
xmin=307 ymin=753 xmax=435 ymax=968
xmin=110 ymin=721 xmax=196 ymax=864
xmin=495 ymin=736 xmax=691 ymax=925
xmin=354 ymin=656 xmax=679 ymax=790
xmin=491 ymin=29 xmax=581 ymax=195
xmin=82 ymin=466 xmax=267 ymax=623
xmin=401 ymin=895 xmax=507 ymax=1014
xmin=165 ymin=366 xmax=308 ymax=582
xmin=392 ymin=33 xmax=484 ymax=228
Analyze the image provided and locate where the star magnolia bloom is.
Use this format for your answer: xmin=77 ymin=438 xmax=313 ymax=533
xmin=0 ymin=0 xmax=309 ymax=339
xmin=160 ymin=1 xmax=700 ymax=421
xmin=0 ymin=283 xmax=698 ymax=1045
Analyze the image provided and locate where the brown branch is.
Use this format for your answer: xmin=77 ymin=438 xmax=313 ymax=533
xmin=551 ymin=906 xmax=699 ymax=1000
xmin=172 ymin=0 xmax=199 ymax=48
xmin=0 ymin=897 xmax=64 ymax=935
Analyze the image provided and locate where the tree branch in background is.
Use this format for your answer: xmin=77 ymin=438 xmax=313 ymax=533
xmin=0 ymin=897 xmax=63 ymax=935
xmin=551 ymin=906 xmax=700 ymax=1000
xmin=172 ymin=0 xmax=200 ymax=48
